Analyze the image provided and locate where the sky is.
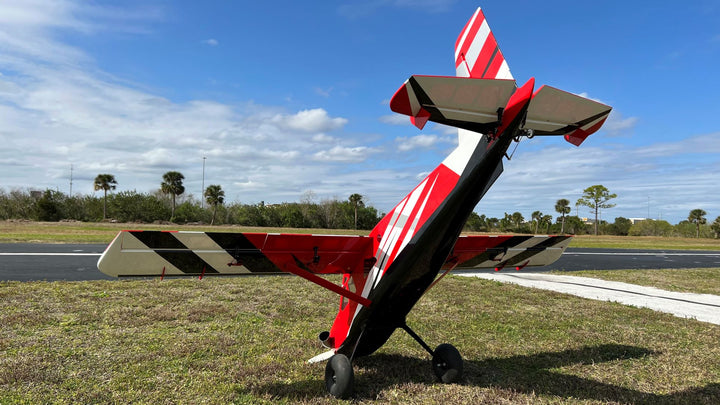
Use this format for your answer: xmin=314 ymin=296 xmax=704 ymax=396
xmin=0 ymin=0 xmax=718 ymax=225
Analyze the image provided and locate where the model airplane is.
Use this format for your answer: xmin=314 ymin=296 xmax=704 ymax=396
xmin=98 ymin=6 xmax=611 ymax=399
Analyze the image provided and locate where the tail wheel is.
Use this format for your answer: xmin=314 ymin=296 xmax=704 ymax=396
xmin=432 ymin=343 xmax=463 ymax=383
xmin=324 ymin=354 xmax=354 ymax=399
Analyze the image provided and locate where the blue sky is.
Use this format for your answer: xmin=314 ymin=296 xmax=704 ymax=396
xmin=0 ymin=0 xmax=718 ymax=224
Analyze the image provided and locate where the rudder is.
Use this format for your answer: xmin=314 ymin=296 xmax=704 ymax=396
xmin=455 ymin=7 xmax=513 ymax=80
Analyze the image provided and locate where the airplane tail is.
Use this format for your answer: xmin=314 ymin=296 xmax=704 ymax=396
xmin=455 ymin=7 xmax=513 ymax=80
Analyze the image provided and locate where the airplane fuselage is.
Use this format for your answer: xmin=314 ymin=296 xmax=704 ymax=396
xmin=339 ymin=114 xmax=523 ymax=358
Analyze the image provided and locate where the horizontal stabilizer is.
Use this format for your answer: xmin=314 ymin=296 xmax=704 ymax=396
xmin=446 ymin=235 xmax=571 ymax=270
xmin=97 ymin=231 xmax=373 ymax=277
xmin=389 ymin=75 xmax=610 ymax=146
xmin=526 ymin=86 xmax=612 ymax=146
xmin=390 ymin=75 xmax=516 ymax=131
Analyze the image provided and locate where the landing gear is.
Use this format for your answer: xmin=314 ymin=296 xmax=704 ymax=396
xmin=325 ymin=354 xmax=354 ymax=399
xmin=431 ymin=343 xmax=463 ymax=383
xmin=322 ymin=324 xmax=463 ymax=398
xmin=401 ymin=324 xmax=464 ymax=383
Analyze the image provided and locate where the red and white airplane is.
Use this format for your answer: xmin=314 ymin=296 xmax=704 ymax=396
xmin=98 ymin=7 xmax=611 ymax=399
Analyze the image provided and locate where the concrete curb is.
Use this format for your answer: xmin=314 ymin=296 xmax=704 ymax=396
xmin=458 ymin=272 xmax=720 ymax=325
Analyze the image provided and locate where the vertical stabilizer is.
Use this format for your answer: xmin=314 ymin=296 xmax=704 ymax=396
xmin=455 ymin=7 xmax=513 ymax=80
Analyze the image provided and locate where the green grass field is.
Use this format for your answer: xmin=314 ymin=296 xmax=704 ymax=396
xmin=2 ymin=275 xmax=720 ymax=404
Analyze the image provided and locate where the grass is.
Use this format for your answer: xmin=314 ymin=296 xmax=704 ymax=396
xmin=568 ymin=234 xmax=720 ymax=250
xmin=2 ymin=275 xmax=720 ymax=403
xmin=556 ymin=268 xmax=720 ymax=296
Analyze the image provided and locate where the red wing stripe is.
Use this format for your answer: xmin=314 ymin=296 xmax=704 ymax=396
xmin=473 ymin=31 xmax=498 ymax=78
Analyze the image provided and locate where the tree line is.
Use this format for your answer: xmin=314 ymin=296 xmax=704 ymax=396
xmin=1 ymin=172 xmax=381 ymax=230
xmin=3 ymin=177 xmax=718 ymax=238
xmin=464 ymin=185 xmax=720 ymax=239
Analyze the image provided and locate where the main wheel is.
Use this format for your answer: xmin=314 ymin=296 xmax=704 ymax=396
xmin=325 ymin=354 xmax=354 ymax=399
xmin=432 ymin=343 xmax=463 ymax=383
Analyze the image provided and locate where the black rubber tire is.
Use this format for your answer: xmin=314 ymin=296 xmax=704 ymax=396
xmin=325 ymin=354 xmax=354 ymax=399
xmin=432 ymin=343 xmax=463 ymax=383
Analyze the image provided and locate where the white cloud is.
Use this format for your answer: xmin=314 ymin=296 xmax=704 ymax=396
xmin=603 ymin=111 xmax=638 ymax=135
xmin=312 ymin=145 xmax=377 ymax=163
xmin=272 ymin=108 xmax=348 ymax=133
xmin=312 ymin=133 xmax=335 ymax=143
xmin=395 ymin=134 xmax=452 ymax=151
xmin=379 ymin=114 xmax=410 ymax=125
xmin=202 ymin=38 xmax=219 ymax=46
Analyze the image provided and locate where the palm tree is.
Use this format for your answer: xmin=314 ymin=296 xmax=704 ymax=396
xmin=555 ymin=199 xmax=571 ymax=234
xmin=204 ymin=184 xmax=225 ymax=225
xmin=348 ymin=193 xmax=364 ymax=230
xmin=511 ymin=212 xmax=524 ymax=230
xmin=688 ymin=209 xmax=707 ymax=238
xmin=531 ymin=210 xmax=543 ymax=234
xmin=542 ymin=214 xmax=553 ymax=233
xmin=93 ymin=174 xmax=117 ymax=220
xmin=711 ymin=216 xmax=720 ymax=239
xmin=161 ymin=171 xmax=185 ymax=222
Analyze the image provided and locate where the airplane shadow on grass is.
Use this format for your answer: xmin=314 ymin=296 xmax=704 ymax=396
xmin=251 ymin=343 xmax=720 ymax=403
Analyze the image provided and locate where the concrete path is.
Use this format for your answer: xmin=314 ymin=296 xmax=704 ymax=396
xmin=458 ymin=272 xmax=720 ymax=325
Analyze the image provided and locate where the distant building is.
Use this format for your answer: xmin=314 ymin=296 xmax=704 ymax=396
xmin=629 ymin=218 xmax=647 ymax=224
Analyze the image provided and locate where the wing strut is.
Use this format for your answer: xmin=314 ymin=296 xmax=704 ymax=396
xmin=284 ymin=264 xmax=372 ymax=307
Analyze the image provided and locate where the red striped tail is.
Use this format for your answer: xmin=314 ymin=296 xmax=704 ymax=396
xmin=454 ymin=7 xmax=513 ymax=80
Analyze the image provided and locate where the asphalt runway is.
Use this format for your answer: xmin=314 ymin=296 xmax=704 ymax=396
xmin=1 ymin=243 xmax=720 ymax=282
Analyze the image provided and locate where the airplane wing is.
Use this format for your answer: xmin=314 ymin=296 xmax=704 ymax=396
xmin=97 ymin=230 xmax=374 ymax=277
xmin=99 ymin=231 xmax=570 ymax=277
xmin=445 ymin=235 xmax=571 ymax=271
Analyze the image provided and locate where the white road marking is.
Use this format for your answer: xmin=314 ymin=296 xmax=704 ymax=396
xmin=0 ymin=253 xmax=101 ymax=256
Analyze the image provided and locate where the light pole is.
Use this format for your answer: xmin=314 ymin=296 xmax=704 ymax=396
xmin=69 ymin=163 xmax=73 ymax=196
xmin=201 ymin=156 xmax=206 ymax=208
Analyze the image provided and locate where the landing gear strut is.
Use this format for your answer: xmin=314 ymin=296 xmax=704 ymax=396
xmin=323 ymin=323 xmax=463 ymax=398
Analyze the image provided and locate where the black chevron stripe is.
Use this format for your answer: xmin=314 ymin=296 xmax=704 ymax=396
xmin=130 ymin=231 xmax=219 ymax=274
xmin=205 ymin=233 xmax=280 ymax=273
xmin=459 ymin=235 xmax=534 ymax=267
xmin=500 ymin=236 xmax=571 ymax=267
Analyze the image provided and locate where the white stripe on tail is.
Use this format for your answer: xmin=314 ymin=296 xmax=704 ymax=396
xmin=455 ymin=7 xmax=513 ymax=80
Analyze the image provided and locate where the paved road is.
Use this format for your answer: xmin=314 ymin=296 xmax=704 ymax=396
xmin=0 ymin=243 xmax=112 ymax=282
xmin=2 ymin=243 xmax=720 ymax=282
